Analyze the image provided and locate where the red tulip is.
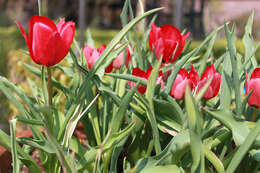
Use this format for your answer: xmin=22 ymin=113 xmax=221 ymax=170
xmin=16 ymin=16 xmax=75 ymax=66
xmin=149 ymin=23 xmax=189 ymax=63
xmin=246 ymin=68 xmax=260 ymax=109
xmin=83 ymin=44 xmax=106 ymax=70
xmin=196 ymin=64 xmax=221 ymax=99
xmin=170 ymin=65 xmax=199 ymax=99
xmin=128 ymin=66 xmax=164 ymax=94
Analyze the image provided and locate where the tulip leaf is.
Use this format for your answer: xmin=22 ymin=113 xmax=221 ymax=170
xmin=225 ymin=23 xmax=243 ymax=117
xmin=105 ymin=73 xmax=147 ymax=85
xmin=10 ymin=119 xmax=20 ymax=173
xmin=204 ymin=109 xmax=250 ymax=146
xmin=17 ymin=137 xmax=56 ymax=154
xmin=135 ymin=130 xmax=190 ymax=172
xmin=226 ymin=118 xmax=260 ymax=173
xmin=198 ymin=33 xmax=217 ymax=76
xmin=0 ymin=129 xmax=41 ymax=172
xmin=185 ymin=86 xmax=204 ymax=173
xmin=242 ymin=11 xmax=257 ymax=69
xmin=220 ymin=56 xmax=232 ymax=110
xmin=110 ymin=82 xmax=137 ymax=133
xmin=140 ymin=165 xmax=182 ymax=173
xmin=15 ymin=115 xmax=44 ymax=126
xmin=145 ymin=58 xmax=162 ymax=154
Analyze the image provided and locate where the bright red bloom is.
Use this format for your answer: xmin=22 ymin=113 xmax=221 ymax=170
xmin=196 ymin=64 xmax=221 ymax=99
xmin=128 ymin=66 xmax=164 ymax=94
xmin=83 ymin=44 xmax=106 ymax=70
xmin=16 ymin=16 xmax=75 ymax=66
xmin=170 ymin=65 xmax=199 ymax=100
xmin=246 ymin=68 xmax=260 ymax=109
xmin=149 ymin=23 xmax=189 ymax=63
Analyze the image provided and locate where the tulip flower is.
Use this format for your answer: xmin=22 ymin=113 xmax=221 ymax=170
xmin=83 ymin=44 xmax=106 ymax=70
xmin=246 ymin=68 xmax=260 ymax=109
xmin=128 ymin=66 xmax=164 ymax=94
xmin=170 ymin=65 xmax=199 ymax=100
xmin=16 ymin=16 xmax=75 ymax=66
xmin=149 ymin=23 xmax=189 ymax=63
xmin=196 ymin=64 xmax=221 ymax=99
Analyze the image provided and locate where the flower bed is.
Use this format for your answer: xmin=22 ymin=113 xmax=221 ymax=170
xmin=0 ymin=1 xmax=260 ymax=173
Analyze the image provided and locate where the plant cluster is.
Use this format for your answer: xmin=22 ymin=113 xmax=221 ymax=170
xmin=0 ymin=1 xmax=260 ymax=173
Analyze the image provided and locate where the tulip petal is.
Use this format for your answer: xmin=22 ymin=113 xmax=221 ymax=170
xmin=250 ymin=67 xmax=260 ymax=79
xmin=247 ymin=79 xmax=260 ymax=109
xmin=57 ymin=21 xmax=75 ymax=49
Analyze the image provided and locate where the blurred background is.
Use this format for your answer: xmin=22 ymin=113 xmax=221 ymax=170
xmin=1 ymin=0 xmax=260 ymax=132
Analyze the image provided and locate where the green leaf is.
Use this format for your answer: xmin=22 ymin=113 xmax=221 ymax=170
xmin=224 ymin=23 xmax=242 ymax=117
xmin=140 ymin=165 xmax=181 ymax=173
xmin=242 ymin=11 xmax=257 ymax=69
xmin=204 ymin=109 xmax=250 ymax=146
xmin=226 ymin=117 xmax=260 ymax=173
xmin=10 ymin=119 xmax=19 ymax=173
xmin=144 ymin=58 xmax=162 ymax=154
xmin=135 ymin=130 xmax=190 ymax=172
xmin=104 ymin=122 xmax=136 ymax=152
xmin=110 ymin=83 xmax=137 ymax=133
xmin=15 ymin=116 xmax=44 ymax=126
xmin=198 ymin=33 xmax=217 ymax=76
xmin=185 ymin=86 xmax=204 ymax=173
xmin=17 ymin=137 xmax=55 ymax=153
xmin=0 ymin=129 xmax=41 ymax=172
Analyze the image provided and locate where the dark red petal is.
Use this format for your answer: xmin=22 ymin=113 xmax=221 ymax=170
xmin=149 ymin=23 xmax=160 ymax=52
xmin=247 ymin=79 xmax=260 ymax=109
xmin=132 ymin=67 xmax=147 ymax=78
xmin=189 ymin=65 xmax=199 ymax=87
xmin=97 ymin=44 xmax=106 ymax=53
xmin=201 ymin=64 xmax=216 ymax=80
xmin=250 ymin=68 xmax=260 ymax=79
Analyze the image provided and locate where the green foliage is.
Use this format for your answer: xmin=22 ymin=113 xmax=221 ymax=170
xmin=1 ymin=3 xmax=260 ymax=172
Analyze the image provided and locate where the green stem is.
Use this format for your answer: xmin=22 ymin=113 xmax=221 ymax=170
xmin=47 ymin=67 xmax=52 ymax=107
xmin=38 ymin=0 xmax=42 ymax=16
xmin=251 ymin=108 xmax=258 ymax=122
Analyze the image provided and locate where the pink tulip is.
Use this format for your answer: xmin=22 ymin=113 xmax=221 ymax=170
xmin=246 ymin=68 xmax=260 ymax=109
xmin=83 ymin=44 xmax=106 ymax=70
xmin=16 ymin=16 xmax=75 ymax=66
xmin=149 ymin=23 xmax=189 ymax=63
xmin=170 ymin=65 xmax=199 ymax=99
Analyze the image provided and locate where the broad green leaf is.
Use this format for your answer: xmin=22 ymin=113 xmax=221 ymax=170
xmin=140 ymin=165 xmax=181 ymax=173
xmin=17 ymin=137 xmax=55 ymax=153
xmin=15 ymin=116 xmax=44 ymax=126
xmin=242 ymin=11 xmax=257 ymax=69
xmin=185 ymin=86 xmax=204 ymax=173
xmin=224 ymin=23 xmax=242 ymax=117
xmin=226 ymin=117 xmax=260 ymax=173
xmin=204 ymin=109 xmax=250 ymax=146
xmin=145 ymin=58 xmax=162 ymax=154
xmin=135 ymin=130 xmax=190 ymax=173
